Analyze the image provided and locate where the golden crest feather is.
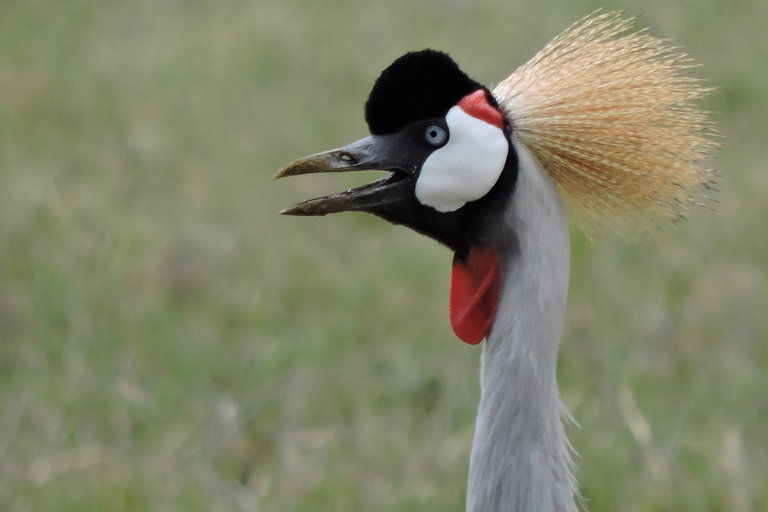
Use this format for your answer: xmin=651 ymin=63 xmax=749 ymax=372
xmin=492 ymin=11 xmax=718 ymax=235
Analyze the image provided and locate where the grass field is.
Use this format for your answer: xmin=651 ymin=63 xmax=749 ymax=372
xmin=1 ymin=0 xmax=766 ymax=510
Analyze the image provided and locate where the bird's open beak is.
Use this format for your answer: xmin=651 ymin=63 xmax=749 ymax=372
xmin=275 ymin=135 xmax=414 ymax=216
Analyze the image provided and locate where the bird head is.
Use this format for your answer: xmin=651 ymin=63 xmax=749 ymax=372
xmin=276 ymin=50 xmax=518 ymax=260
xmin=276 ymin=13 xmax=717 ymax=345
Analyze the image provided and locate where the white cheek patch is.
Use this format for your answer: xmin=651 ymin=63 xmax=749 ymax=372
xmin=415 ymin=106 xmax=508 ymax=212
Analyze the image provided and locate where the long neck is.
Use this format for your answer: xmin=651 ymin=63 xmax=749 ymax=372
xmin=466 ymin=138 xmax=577 ymax=512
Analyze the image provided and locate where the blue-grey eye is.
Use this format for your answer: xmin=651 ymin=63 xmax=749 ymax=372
xmin=423 ymin=123 xmax=448 ymax=147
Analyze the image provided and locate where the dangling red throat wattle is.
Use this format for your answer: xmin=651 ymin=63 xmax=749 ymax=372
xmin=449 ymin=245 xmax=502 ymax=345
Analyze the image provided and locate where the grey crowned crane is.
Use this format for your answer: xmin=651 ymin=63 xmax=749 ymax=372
xmin=276 ymin=12 xmax=717 ymax=512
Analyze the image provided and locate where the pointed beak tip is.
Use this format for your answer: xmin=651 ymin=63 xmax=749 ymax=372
xmin=273 ymin=165 xmax=295 ymax=180
xmin=279 ymin=203 xmax=327 ymax=217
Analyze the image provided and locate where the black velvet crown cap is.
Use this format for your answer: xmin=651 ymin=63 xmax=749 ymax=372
xmin=364 ymin=50 xmax=484 ymax=136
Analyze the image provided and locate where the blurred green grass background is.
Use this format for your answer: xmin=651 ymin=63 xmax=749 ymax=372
xmin=1 ymin=0 xmax=766 ymax=510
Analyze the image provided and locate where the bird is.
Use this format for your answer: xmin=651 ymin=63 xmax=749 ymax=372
xmin=275 ymin=12 xmax=717 ymax=512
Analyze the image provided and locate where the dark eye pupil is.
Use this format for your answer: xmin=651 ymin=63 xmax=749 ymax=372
xmin=430 ymin=130 xmax=438 ymax=137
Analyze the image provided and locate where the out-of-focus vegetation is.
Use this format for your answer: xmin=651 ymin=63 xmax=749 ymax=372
xmin=0 ymin=0 xmax=766 ymax=510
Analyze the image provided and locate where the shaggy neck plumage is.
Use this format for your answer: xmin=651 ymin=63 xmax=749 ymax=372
xmin=466 ymin=137 xmax=577 ymax=512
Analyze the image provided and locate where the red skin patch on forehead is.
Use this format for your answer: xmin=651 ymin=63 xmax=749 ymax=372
xmin=458 ymin=90 xmax=505 ymax=129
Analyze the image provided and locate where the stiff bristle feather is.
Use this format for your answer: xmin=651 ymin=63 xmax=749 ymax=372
xmin=493 ymin=11 xmax=718 ymax=235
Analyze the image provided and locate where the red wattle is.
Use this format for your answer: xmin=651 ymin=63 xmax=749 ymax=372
xmin=449 ymin=245 xmax=502 ymax=345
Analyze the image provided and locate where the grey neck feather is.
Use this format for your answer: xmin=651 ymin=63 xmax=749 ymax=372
xmin=466 ymin=137 xmax=577 ymax=512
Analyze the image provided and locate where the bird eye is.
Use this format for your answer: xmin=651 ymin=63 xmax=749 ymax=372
xmin=422 ymin=123 xmax=448 ymax=147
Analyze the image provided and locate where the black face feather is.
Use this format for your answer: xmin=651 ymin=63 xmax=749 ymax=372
xmin=364 ymin=49 xmax=483 ymax=135
xmin=365 ymin=142 xmax=519 ymax=260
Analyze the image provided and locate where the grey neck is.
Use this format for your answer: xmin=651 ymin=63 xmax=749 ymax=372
xmin=466 ymin=137 xmax=577 ymax=512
